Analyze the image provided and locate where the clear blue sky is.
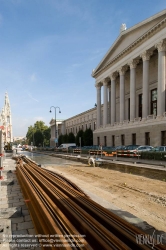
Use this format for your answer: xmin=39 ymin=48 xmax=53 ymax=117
xmin=0 ymin=0 xmax=165 ymax=137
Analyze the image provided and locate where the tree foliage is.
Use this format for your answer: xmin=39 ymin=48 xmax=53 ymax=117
xmin=26 ymin=121 xmax=50 ymax=146
xmin=34 ymin=130 xmax=44 ymax=146
xmin=68 ymin=132 xmax=75 ymax=143
xmin=75 ymin=130 xmax=84 ymax=146
xmin=83 ymin=128 xmax=93 ymax=146
xmin=58 ymin=134 xmax=63 ymax=145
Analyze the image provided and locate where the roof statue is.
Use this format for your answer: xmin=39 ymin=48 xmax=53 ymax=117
xmin=120 ymin=23 xmax=127 ymax=33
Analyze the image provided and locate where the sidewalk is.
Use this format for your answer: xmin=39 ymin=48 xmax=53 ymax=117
xmin=0 ymin=156 xmax=41 ymax=250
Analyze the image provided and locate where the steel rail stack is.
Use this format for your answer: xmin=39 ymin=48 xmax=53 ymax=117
xmin=15 ymin=156 xmax=165 ymax=250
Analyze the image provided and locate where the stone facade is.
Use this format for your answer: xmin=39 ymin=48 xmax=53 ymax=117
xmin=49 ymin=119 xmax=64 ymax=147
xmin=92 ymin=10 xmax=166 ymax=147
xmin=0 ymin=93 xmax=13 ymax=143
xmin=49 ymin=107 xmax=98 ymax=146
xmin=63 ymin=107 xmax=97 ymax=136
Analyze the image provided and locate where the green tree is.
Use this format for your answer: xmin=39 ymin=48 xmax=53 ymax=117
xmin=68 ymin=132 xmax=75 ymax=143
xmin=34 ymin=130 xmax=44 ymax=147
xmin=58 ymin=134 xmax=63 ymax=145
xmin=43 ymin=127 xmax=51 ymax=146
xmin=26 ymin=121 xmax=50 ymax=146
xmin=63 ymin=134 xmax=69 ymax=143
xmin=34 ymin=121 xmax=47 ymax=131
xmin=76 ymin=130 xmax=84 ymax=147
xmin=83 ymin=128 xmax=93 ymax=146
xmin=26 ymin=126 xmax=35 ymax=145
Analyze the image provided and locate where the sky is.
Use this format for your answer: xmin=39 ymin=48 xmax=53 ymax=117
xmin=0 ymin=0 xmax=166 ymax=137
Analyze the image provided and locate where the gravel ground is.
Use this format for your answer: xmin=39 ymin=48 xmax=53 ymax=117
xmin=44 ymin=164 xmax=166 ymax=233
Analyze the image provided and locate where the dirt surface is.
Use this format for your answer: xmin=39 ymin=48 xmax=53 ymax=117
xmin=45 ymin=164 xmax=166 ymax=232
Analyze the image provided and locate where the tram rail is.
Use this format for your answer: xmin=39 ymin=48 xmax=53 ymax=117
xmin=15 ymin=155 xmax=165 ymax=250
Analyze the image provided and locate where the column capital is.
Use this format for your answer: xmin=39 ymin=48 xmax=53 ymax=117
xmin=118 ymin=65 xmax=128 ymax=75
xmin=95 ymin=82 xmax=101 ymax=88
xmin=102 ymin=78 xmax=109 ymax=86
xmin=140 ymin=50 xmax=153 ymax=61
xmin=155 ymin=39 xmax=166 ymax=52
xmin=110 ymin=72 xmax=118 ymax=81
xmin=128 ymin=59 xmax=139 ymax=69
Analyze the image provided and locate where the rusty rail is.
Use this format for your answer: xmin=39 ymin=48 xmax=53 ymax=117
xmin=15 ymin=156 xmax=165 ymax=250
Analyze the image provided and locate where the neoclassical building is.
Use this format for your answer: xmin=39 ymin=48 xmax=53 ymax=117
xmin=63 ymin=107 xmax=97 ymax=136
xmin=49 ymin=107 xmax=97 ymax=146
xmin=92 ymin=9 xmax=166 ymax=147
xmin=0 ymin=93 xmax=13 ymax=143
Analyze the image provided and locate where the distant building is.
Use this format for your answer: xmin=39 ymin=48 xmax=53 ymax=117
xmin=13 ymin=136 xmax=26 ymax=142
xmin=0 ymin=93 xmax=13 ymax=143
xmin=49 ymin=108 xmax=97 ymax=146
xmin=63 ymin=107 xmax=97 ymax=136
xmin=49 ymin=119 xmax=64 ymax=147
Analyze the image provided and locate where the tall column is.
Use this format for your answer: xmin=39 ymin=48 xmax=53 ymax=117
xmin=140 ymin=50 xmax=153 ymax=119
xmin=110 ymin=72 xmax=118 ymax=124
xmin=103 ymin=79 xmax=108 ymax=127
xmin=118 ymin=66 xmax=128 ymax=123
xmin=155 ymin=40 xmax=166 ymax=116
xmin=95 ymin=83 xmax=101 ymax=129
xmin=108 ymin=85 xmax=111 ymax=124
xmin=128 ymin=59 xmax=139 ymax=121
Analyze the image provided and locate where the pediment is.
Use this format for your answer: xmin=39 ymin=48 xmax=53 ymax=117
xmin=49 ymin=119 xmax=55 ymax=125
xmin=92 ymin=9 xmax=166 ymax=77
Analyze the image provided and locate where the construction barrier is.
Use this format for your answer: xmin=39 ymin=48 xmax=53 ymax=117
xmin=88 ymin=150 xmax=114 ymax=157
xmin=73 ymin=149 xmax=81 ymax=154
xmin=117 ymin=150 xmax=140 ymax=157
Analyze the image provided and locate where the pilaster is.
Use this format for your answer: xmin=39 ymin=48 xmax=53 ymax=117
xmin=140 ymin=51 xmax=153 ymax=119
xmin=128 ymin=59 xmax=139 ymax=121
xmin=118 ymin=66 xmax=128 ymax=123
xmin=102 ymin=79 xmax=108 ymax=127
xmin=155 ymin=40 xmax=166 ymax=117
xmin=95 ymin=82 xmax=102 ymax=129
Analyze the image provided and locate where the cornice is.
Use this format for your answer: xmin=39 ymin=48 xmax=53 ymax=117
xmin=92 ymin=17 xmax=166 ymax=78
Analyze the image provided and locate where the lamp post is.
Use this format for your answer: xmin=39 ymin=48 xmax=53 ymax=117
xmin=49 ymin=106 xmax=61 ymax=147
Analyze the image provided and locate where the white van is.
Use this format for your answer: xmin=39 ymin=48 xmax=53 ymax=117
xmin=58 ymin=143 xmax=76 ymax=149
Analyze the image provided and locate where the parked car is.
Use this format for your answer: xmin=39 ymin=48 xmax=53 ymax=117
xmin=153 ymin=146 xmax=166 ymax=152
xmin=68 ymin=146 xmax=77 ymax=149
xmin=102 ymin=146 xmax=116 ymax=151
xmin=132 ymin=145 xmax=154 ymax=154
xmin=124 ymin=145 xmax=140 ymax=151
xmin=115 ymin=145 xmax=126 ymax=150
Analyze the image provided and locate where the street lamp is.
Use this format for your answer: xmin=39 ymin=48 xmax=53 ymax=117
xmin=49 ymin=106 xmax=61 ymax=147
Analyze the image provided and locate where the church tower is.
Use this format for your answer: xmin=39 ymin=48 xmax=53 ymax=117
xmin=0 ymin=93 xmax=13 ymax=143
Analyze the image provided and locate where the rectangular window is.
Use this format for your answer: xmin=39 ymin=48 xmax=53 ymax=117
xmin=97 ymin=137 xmax=100 ymax=146
xmin=112 ymin=135 xmax=115 ymax=147
xmin=82 ymin=125 xmax=84 ymax=131
xmin=89 ymin=123 xmax=91 ymax=129
xmin=151 ymin=88 xmax=157 ymax=115
xmin=145 ymin=132 xmax=150 ymax=145
xmin=138 ymin=94 xmax=142 ymax=118
xmin=161 ymin=131 xmax=166 ymax=146
xmin=94 ymin=122 xmax=96 ymax=130
xmin=104 ymin=136 xmax=107 ymax=147
xmin=121 ymin=134 xmax=125 ymax=145
xmin=132 ymin=133 xmax=136 ymax=145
